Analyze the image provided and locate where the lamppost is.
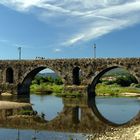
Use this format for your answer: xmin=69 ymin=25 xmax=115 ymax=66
xmin=18 ymin=47 xmax=21 ymax=60
xmin=93 ymin=43 xmax=96 ymax=58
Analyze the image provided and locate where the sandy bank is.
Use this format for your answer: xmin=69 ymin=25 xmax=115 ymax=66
xmin=121 ymin=92 xmax=140 ymax=97
xmin=0 ymin=101 xmax=31 ymax=109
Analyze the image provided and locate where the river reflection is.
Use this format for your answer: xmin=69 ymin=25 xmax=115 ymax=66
xmin=31 ymin=95 xmax=63 ymax=120
xmin=0 ymin=94 xmax=140 ymax=139
xmin=95 ymin=96 xmax=140 ymax=124
xmin=29 ymin=94 xmax=140 ymax=125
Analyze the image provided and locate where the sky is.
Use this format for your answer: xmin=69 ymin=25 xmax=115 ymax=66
xmin=0 ymin=0 xmax=140 ymax=59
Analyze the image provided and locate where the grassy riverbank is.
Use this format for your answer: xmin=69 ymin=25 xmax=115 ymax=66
xmin=96 ymin=83 xmax=140 ymax=96
xmin=30 ymin=82 xmax=140 ymax=97
xmin=30 ymin=84 xmax=83 ymax=97
xmin=30 ymin=70 xmax=140 ymax=97
xmin=30 ymin=83 xmax=64 ymax=94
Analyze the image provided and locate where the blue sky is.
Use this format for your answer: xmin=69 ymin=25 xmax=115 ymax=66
xmin=0 ymin=0 xmax=140 ymax=59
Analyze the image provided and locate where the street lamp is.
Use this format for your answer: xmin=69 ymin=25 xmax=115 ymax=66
xmin=18 ymin=47 xmax=21 ymax=60
xmin=93 ymin=43 xmax=96 ymax=58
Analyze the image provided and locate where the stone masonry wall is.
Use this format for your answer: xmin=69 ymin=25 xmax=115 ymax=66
xmin=0 ymin=58 xmax=140 ymax=94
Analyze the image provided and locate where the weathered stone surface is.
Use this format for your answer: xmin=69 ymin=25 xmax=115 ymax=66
xmin=0 ymin=58 xmax=140 ymax=94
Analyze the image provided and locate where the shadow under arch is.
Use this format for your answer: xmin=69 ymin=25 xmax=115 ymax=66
xmin=73 ymin=66 xmax=81 ymax=85
xmin=18 ymin=66 xmax=63 ymax=95
xmin=6 ymin=67 xmax=14 ymax=83
xmin=87 ymin=66 xmax=139 ymax=126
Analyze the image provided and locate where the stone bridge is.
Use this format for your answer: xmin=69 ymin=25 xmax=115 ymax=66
xmin=0 ymin=58 xmax=140 ymax=95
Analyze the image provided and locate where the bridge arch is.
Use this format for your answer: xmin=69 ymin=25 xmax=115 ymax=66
xmin=88 ymin=66 xmax=119 ymax=95
xmin=88 ymin=66 xmax=139 ymax=126
xmin=18 ymin=66 xmax=64 ymax=95
xmin=6 ymin=67 xmax=14 ymax=84
xmin=88 ymin=65 xmax=139 ymax=96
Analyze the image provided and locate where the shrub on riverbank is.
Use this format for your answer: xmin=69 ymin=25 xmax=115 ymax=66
xmin=30 ymin=83 xmax=64 ymax=94
xmin=101 ymin=68 xmax=138 ymax=87
xmin=30 ymin=74 xmax=64 ymax=95
xmin=96 ymin=83 xmax=140 ymax=96
xmin=32 ymin=75 xmax=63 ymax=85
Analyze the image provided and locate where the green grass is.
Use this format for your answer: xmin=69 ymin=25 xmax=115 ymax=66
xmin=96 ymin=83 xmax=140 ymax=96
xmin=30 ymin=83 xmax=64 ymax=95
xmin=30 ymin=83 xmax=83 ymax=97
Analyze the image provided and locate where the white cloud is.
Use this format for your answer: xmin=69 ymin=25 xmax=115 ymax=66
xmin=0 ymin=0 xmax=140 ymax=46
xmin=0 ymin=0 xmax=41 ymax=11
xmin=64 ymin=34 xmax=85 ymax=46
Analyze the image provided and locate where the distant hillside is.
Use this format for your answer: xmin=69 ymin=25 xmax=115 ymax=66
xmin=104 ymin=68 xmax=130 ymax=77
xmin=37 ymin=72 xmax=59 ymax=79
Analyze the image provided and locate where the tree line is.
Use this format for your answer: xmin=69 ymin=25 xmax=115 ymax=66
xmin=32 ymin=75 xmax=63 ymax=85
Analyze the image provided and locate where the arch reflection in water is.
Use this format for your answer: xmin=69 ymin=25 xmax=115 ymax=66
xmin=31 ymin=95 xmax=63 ymax=121
xmin=29 ymin=94 xmax=111 ymax=133
xmin=95 ymin=96 xmax=140 ymax=124
xmin=88 ymin=67 xmax=140 ymax=125
xmin=0 ymin=95 xmax=109 ymax=133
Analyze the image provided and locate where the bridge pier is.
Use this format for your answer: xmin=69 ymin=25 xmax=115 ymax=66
xmin=64 ymin=85 xmax=87 ymax=94
xmin=17 ymin=84 xmax=30 ymax=95
xmin=0 ymin=83 xmax=17 ymax=94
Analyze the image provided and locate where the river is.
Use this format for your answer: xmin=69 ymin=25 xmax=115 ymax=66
xmin=0 ymin=94 xmax=140 ymax=140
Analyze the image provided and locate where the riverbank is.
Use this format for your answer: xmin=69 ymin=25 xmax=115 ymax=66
xmin=96 ymin=83 xmax=140 ymax=97
xmin=0 ymin=101 xmax=32 ymax=109
xmin=30 ymin=83 xmax=140 ymax=98
xmin=85 ymin=111 xmax=140 ymax=140
xmin=86 ymin=123 xmax=140 ymax=140
xmin=30 ymin=84 xmax=85 ymax=97
xmin=0 ymin=101 xmax=33 ymax=120
xmin=0 ymin=95 xmax=140 ymax=139
xmin=30 ymin=83 xmax=64 ymax=94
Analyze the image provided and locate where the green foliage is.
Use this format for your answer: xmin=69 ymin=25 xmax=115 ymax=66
xmin=115 ymin=75 xmax=137 ymax=87
xmin=30 ymin=74 xmax=64 ymax=94
xmin=103 ymin=68 xmax=130 ymax=77
xmin=31 ymin=75 xmax=63 ymax=85
xmin=95 ymin=68 xmax=140 ymax=96
xmin=96 ymin=83 xmax=121 ymax=96
xmin=30 ymin=84 xmax=64 ymax=94
xmin=101 ymin=68 xmax=138 ymax=87
xmin=96 ymin=83 xmax=140 ymax=96
xmin=101 ymin=74 xmax=137 ymax=87
xmin=54 ymin=77 xmax=63 ymax=85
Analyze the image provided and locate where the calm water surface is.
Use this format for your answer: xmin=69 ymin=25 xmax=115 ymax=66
xmin=31 ymin=94 xmax=64 ymax=120
xmin=0 ymin=94 xmax=140 ymax=140
xmin=96 ymin=96 xmax=140 ymax=124
xmin=31 ymin=95 xmax=140 ymax=124
xmin=30 ymin=95 xmax=140 ymax=124
xmin=0 ymin=128 xmax=85 ymax=140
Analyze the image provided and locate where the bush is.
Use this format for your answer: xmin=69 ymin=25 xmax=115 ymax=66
xmin=31 ymin=75 xmax=63 ymax=85
xmin=54 ymin=77 xmax=63 ymax=85
xmin=115 ymin=75 xmax=137 ymax=87
xmin=101 ymin=69 xmax=138 ymax=87
xmin=95 ymin=83 xmax=140 ymax=96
